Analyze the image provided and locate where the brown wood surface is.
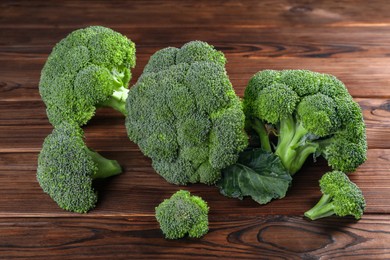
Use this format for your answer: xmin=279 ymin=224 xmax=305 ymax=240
xmin=0 ymin=0 xmax=389 ymax=259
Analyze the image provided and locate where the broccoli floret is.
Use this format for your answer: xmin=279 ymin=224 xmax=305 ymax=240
xmin=125 ymin=41 xmax=248 ymax=185
xmin=244 ymin=70 xmax=367 ymax=174
xmin=155 ymin=190 xmax=209 ymax=239
xmin=36 ymin=122 xmax=122 ymax=213
xmin=304 ymin=171 xmax=366 ymax=220
xmin=39 ymin=26 xmax=136 ymax=126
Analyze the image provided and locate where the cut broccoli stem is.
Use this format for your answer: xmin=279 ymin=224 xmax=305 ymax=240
xmin=304 ymin=194 xmax=335 ymax=220
xmin=112 ymin=86 xmax=129 ymax=102
xmin=99 ymin=86 xmax=129 ymax=115
xmin=86 ymin=149 xmax=122 ymax=179
xmin=252 ymin=118 xmax=272 ymax=152
xmin=99 ymin=97 xmax=126 ymax=115
xmin=98 ymin=66 xmax=130 ymax=115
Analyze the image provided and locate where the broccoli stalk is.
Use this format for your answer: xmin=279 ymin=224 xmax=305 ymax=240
xmin=99 ymin=93 xmax=127 ymax=115
xmin=304 ymin=171 xmax=366 ymax=220
xmin=273 ymin=115 xmax=319 ymax=175
xmin=97 ymin=66 xmax=131 ymax=115
xmin=86 ymin=148 xmax=122 ymax=178
xmin=251 ymin=118 xmax=272 ymax=153
xmin=304 ymin=194 xmax=335 ymax=220
xmin=98 ymin=86 xmax=129 ymax=115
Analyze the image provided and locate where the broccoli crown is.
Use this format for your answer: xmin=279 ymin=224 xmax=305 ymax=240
xmin=125 ymin=41 xmax=248 ymax=185
xmin=39 ymin=26 xmax=136 ymax=126
xmin=155 ymin=190 xmax=209 ymax=239
xmin=37 ymin=122 xmax=122 ymax=213
xmin=243 ymin=69 xmax=367 ymax=174
xmin=304 ymin=171 xmax=366 ymax=220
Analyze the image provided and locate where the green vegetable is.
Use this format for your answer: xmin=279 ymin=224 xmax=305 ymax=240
xmin=37 ymin=122 xmax=122 ymax=213
xmin=243 ymin=69 xmax=367 ymax=174
xmin=39 ymin=26 xmax=136 ymax=126
xmin=155 ymin=190 xmax=209 ymax=239
xmin=125 ymin=41 xmax=248 ymax=185
xmin=304 ymin=171 xmax=366 ymax=220
xmin=217 ymin=148 xmax=292 ymax=204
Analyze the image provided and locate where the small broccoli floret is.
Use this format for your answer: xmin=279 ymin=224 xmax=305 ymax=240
xmin=39 ymin=26 xmax=136 ymax=126
xmin=125 ymin=41 xmax=248 ymax=185
xmin=243 ymin=70 xmax=367 ymax=175
xmin=36 ymin=122 xmax=122 ymax=213
xmin=155 ymin=190 xmax=209 ymax=239
xmin=304 ymin=171 xmax=366 ymax=220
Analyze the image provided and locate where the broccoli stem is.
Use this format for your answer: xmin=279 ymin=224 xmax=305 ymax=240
xmin=275 ymin=115 xmax=296 ymax=157
xmin=252 ymin=118 xmax=272 ymax=152
xmin=274 ymin=116 xmax=308 ymax=174
xmin=273 ymin=116 xmax=321 ymax=175
xmin=304 ymin=194 xmax=335 ymax=220
xmin=98 ymin=66 xmax=130 ymax=115
xmin=86 ymin=149 xmax=122 ymax=178
xmin=99 ymin=86 xmax=129 ymax=115
xmin=289 ymin=143 xmax=319 ymax=174
xmin=112 ymin=66 xmax=131 ymax=87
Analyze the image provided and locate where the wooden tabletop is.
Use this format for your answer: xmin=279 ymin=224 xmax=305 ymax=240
xmin=1 ymin=0 xmax=390 ymax=259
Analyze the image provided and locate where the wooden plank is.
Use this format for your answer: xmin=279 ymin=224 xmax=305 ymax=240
xmin=0 ymin=149 xmax=387 ymax=217
xmin=0 ymin=215 xmax=388 ymax=259
xmin=2 ymin=0 xmax=390 ymax=29
xmin=0 ymin=107 xmax=134 ymax=153
xmin=2 ymin=26 xmax=390 ymax=55
xmin=0 ymin=98 xmax=388 ymax=152
xmin=0 ymin=0 xmax=389 ymax=257
xmin=358 ymin=98 xmax=390 ymax=149
xmin=2 ymin=55 xmax=390 ymax=101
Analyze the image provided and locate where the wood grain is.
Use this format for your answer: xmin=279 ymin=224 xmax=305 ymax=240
xmin=0 ymin=98 xmax=388 ymax=152
xmin=0 ymin=215 xmax=389 ymax=259
xmin=0 ymin=0 xmax=390 ymax=258
xmin=2 ymin=0 xmax=390 ymax=29
xmin=2 ymin=53 xmax=390 ymax=100
xmin=3 ymin=27 xmax=390 ymax=56
xmin=0 ymin=149 xmax=387 ymax=217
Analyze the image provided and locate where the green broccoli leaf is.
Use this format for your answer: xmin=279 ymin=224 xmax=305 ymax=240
xmin=217 ymin=148 xmax=292 ymax=204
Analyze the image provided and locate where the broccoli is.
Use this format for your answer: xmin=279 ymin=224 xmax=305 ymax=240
xmin=125 ymin=41 xmax=248 ymax=185
xmin=39 ymin=26 xmax=136 ymax=127
xmin=304 ymin=171 xmax=366 ymax=220
xmin=155 ymin=190 xmax=209 ymax=239
xmin=243 ymin=69 xmax=367 ymax=175
xmin=37 ymin=122 xmax=122 ymax=213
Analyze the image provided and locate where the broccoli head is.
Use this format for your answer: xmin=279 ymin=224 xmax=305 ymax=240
xmin=155 ymin=190 xmax=209 ymax=239
xmin=39 ymin=26 xmax=136 ymax=126
xmin=37 ymin=122 xmax=122 ymax=213
xmin=244 ymin=70 xmax=367 ymax=174
xmin=304 ymin=171 xmax=366 ymax=220
xmin=125 ymin=41 xmax=248 ymax=185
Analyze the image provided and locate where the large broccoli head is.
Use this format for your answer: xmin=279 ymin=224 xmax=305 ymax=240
xmin=125 ymin=41 xmax=248 ymax=185
xmin=39 ymin=26 xmax=136 ymax=126
xmin=155 ymin=190 xmax=209 ymax=239
xmin=37 ymin=122 xmax=122 ymax=213
xmin=304 ymin=171 xmax=366 ymax=220
xmin=244 ymin=70 xmax=367 ymax=174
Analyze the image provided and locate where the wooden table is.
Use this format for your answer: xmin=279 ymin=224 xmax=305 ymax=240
xmin=1 ymin=1 xmax=389 ymax=258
